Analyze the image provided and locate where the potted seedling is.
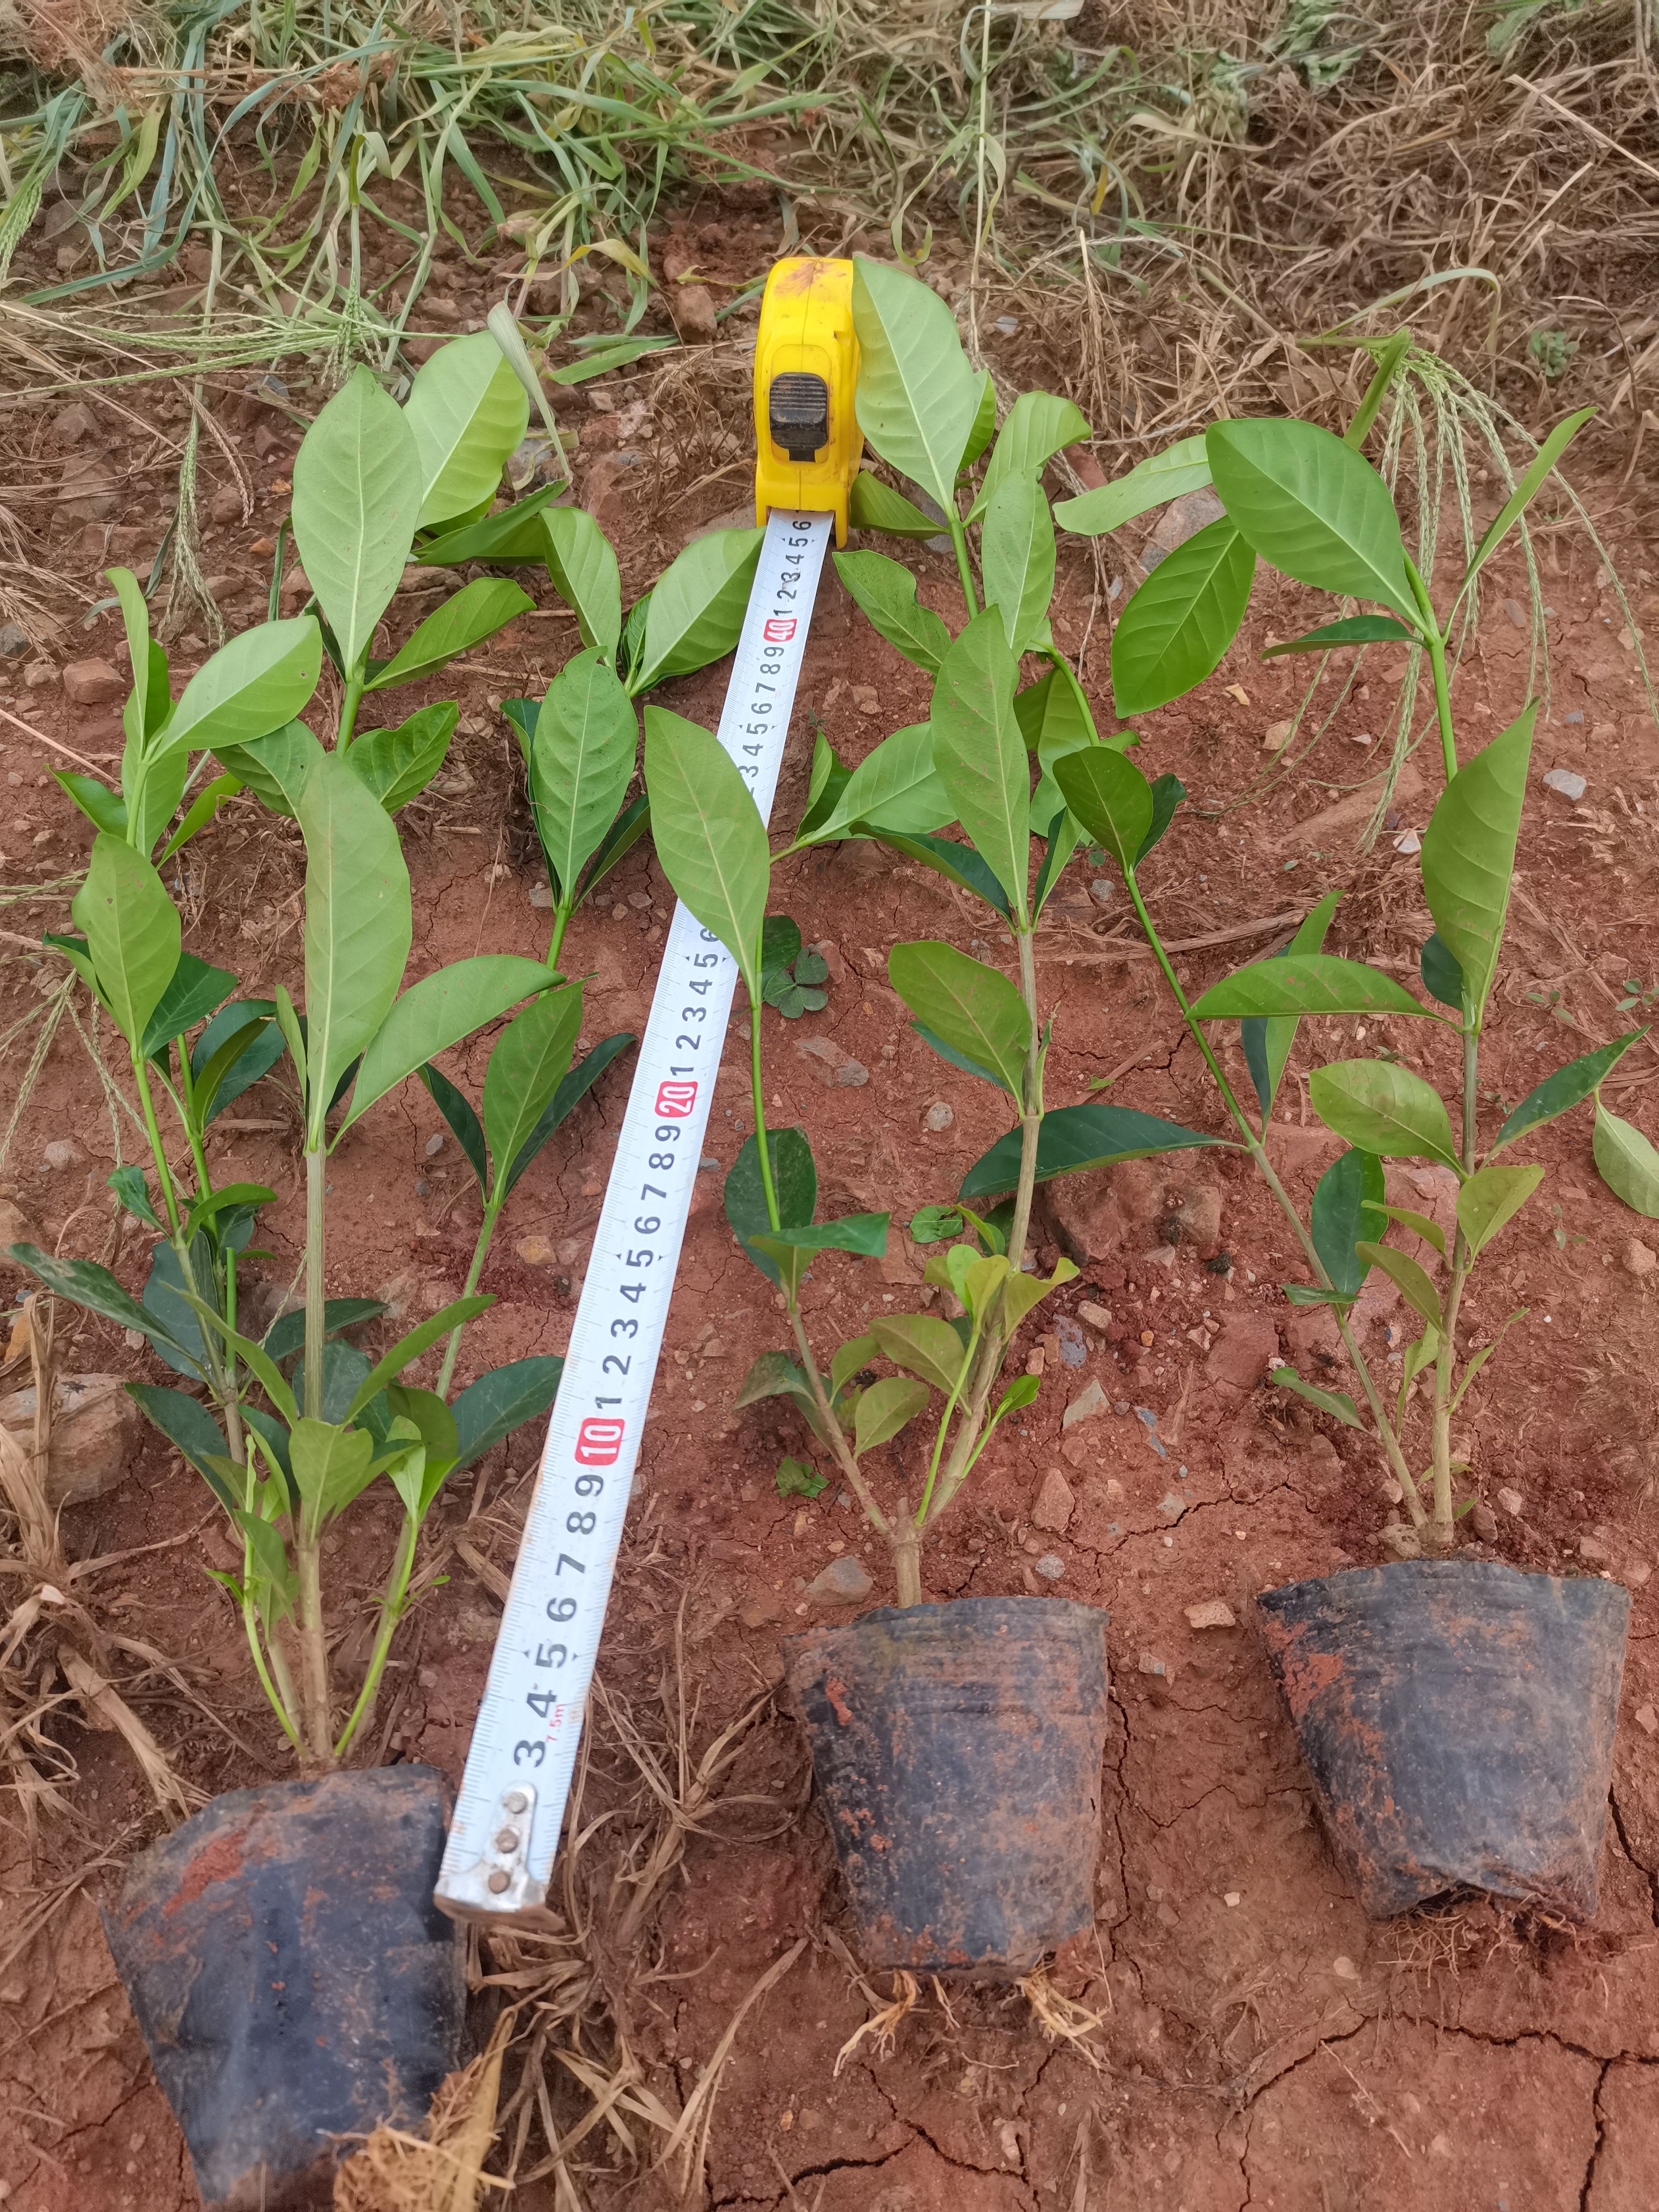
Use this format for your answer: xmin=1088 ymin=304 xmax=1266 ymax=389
xmin=8 ymin=342 xmax=661 ymax=2205
xmin=633 ymin=259 xmax=1227 ymax=1974
xmin=1041 ymin=402 xmax=1633 ymax=1918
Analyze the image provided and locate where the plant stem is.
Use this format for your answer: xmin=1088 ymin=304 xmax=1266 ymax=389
xmin=132 ymin=1052 xmax=184 ymax=1239
xmin=294 ymin=1530 xmax=331 ymax=1764
xmin=438 ymin=1195 xmax=499 ymax=1399
xmin=546 ymin=899 xmax=573 ymax=977
xmin=242 ymin=1595 xmax=302 ymax=1752
xmin=948 ymin=517 xmax=980 ymax=620
xmin=748 ymin=990 xmax=781 ymax=1231
xmin=333 ymin=1511 xmax=419 ymax=1758
xmin=1406 ymin=557 xmax=1457 ymax=784
xmin=1125 ymin=870 xmax=1426 ymax=1524
xmin=1430 ymin=1024 xmax=1480 ymax=1546
xmin=303 ymin=1142 xmax=325 ymax=1420
xmin=784 ymin=1304 xmax=891 ymax=1543
xmin=337 ymin=664 xmax=366 ymax=754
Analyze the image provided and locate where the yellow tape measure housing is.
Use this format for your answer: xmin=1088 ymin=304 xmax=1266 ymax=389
xmin=753 ymin=257 xmax=862 ymax=546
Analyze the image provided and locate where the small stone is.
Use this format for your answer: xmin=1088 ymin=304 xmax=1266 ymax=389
xmin=807 ymin=1555 xmax=873 ymax=1605
xmin=1033 ymin=1553 xmax=1065 ymax=1581
xmin=1331 ymin=1956 xmax=1361 ymax=1983
xmin=209 ymin=486 xmax=242 ymax=525
xmin=1169 ymin=1185 xmax=1221 ymax=1249
xmin=1635 ymin=1705 xmax=1658 ymax=1737
xmin=1160 ymin=1491 xmax=1187 ymax=1521
xmin=42 ymin=1139 xmax=81 ymax=1171
xmin=1264 ymin=719 xmax=1294 ymax=752
xmin=1025 ymin=1347 xmax=1045 ymax=1376
xmin=1206 ymin=1312 xmax=1279 ymax=1394
xmin=529 ymin=881 xmax=554 ymax=908
xmin=1579 ymin=1534 xmax=1611 ymax=1563
xmin=1381 ymin=1521 xmax=1421 ymax=1559
xmin=1062 ymin=1378 xmax=1109 ymax=1430
xmin=423 ymin=1132 xmax=444 ymax=1157
xmin=61 ymin=659 xmax=123 ymax=707
xmin=0 ymin=1374 xmax=144 ymax=1508
xmin=1185 ymin=1599 xmax=1237 ymax=1630
xmin=923 ymin=1101 xmax=953 ymax=1132
xmin=0 ymin=624 xmax=27 ymax=658
xmin=515 ymin=1235 xmax=555 ymax=1266
xmin=1137 ymin=1651 xmax=1167 ymax=1677
xmin=1077 ymin=1300 xmax=1112 ymax=1331
xmin=1469 ymin=1500 xmax=1498 ymax=1543
xmin=1497 ymin=1486 xmax=1524 ymax=1517
xmin=796 ymin=1037 xmax=868 ymax=1088
xmin=1139 ymin=1329 xmax=1155 ymax=1347
xmin=669 ymin=282 xmax=719 ymax=342
xmin=1223 ymin=1891 xmax=1241 ymax=1907
xmin=1542 ymin=767 xmax=1587 ymax=802
xmin=1031 ymin=1467 xmax=1075 ymax=1533
xmin=1503 ymin=597 xmax=1527 ymax=630
xmin=1623 ymin=1238 xmax=1657 ymax=1278
xmin=852 ymin=685 xmax=880 ymax=716
xmin=417 ymin=1666 xmax=438 ymax=1689
xmin=1087 ymin=880 xmax=1115 ymax=908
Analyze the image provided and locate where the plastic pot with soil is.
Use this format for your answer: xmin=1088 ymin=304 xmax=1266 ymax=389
xmin=1257 ymin=1560 xmax=1630 ymax=1919
xmin=103 ymin=1767 xmax=465 ymax=2210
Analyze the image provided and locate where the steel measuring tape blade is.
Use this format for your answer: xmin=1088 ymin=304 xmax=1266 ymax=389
xmin=436 ymin=508 xmax=832 ymax=1919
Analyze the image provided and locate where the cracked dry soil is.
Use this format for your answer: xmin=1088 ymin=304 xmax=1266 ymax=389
xmin=3 ymin=373 xmax=1659 ymax=2211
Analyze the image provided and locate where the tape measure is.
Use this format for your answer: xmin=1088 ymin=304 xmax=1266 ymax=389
xmin=436 ymin=260 xmax=862 ymax=1922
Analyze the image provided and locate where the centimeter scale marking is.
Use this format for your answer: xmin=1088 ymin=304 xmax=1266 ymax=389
xmin=436 ymin=508 xmax=832 ymax=1919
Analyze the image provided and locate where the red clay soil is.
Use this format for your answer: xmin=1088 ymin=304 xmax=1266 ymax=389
xmin=2 ymin=212 xmax=1659 ymax=2212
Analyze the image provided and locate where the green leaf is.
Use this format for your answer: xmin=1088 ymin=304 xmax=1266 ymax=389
xmin=291 ymin=364 xmax=423 ymax=675
xmin=347 ymin=703 xmax=458 ymax=814
xmin=774 ymin=1456 xmax=827 ymax=1499
xmin=1592 ymin=1098 xmax=1659 ymax=1219
xmin=1054 ymin=436 xmax=1210 ymax=537
xmin=364 ymin=578 xmax=533 ymax=693
xmin=1238 ymin=892 xmax=1344 ymax=1125
xmin=531 ymin=650 xmax=637 ymax=900
xmin=851 ymin=256 xmax=982 ymax=518
xmin=830 ymin=1336 xmax=877 ymax=1396
xmin=1270 ymin=1365 xmax=1363 ymax=1429
xmin=232 ymin=1508 xmax=296 ymax=1608
xmin=500 ymin=1031 xmax=634 ymax=1199
xmin=750 ymin=1214 xmax=890 ymax=1302
xmin=1490 ymin=1030 xmax=1645 ymax=1154
xmin=889 ymin=941 xmax=1029 ymax=1098
xmin=959 ymin=371 xmax=997 ymax=472
xmin=876 ymin=832 xmax=1012 ymax=918
xmin=140 ymin=951 xmax=236 ymax=1058
xmin=418 ymin=1061 xmax=489 ymax=1194
xmin=156 ymin=617 xmax=323 ymax=756
xmin=830 ymin=551 xmax=952 ymax=674
xmin=295 ymin=751 xmax=413 ymax=1145
xmin=634 ymin=530 xmax=763 ymax=692
xmin=213 ymin=719 xmax=325 ymax=821
xmin=54 ymin=771 xmax=127 ymax=838
xmin=404 ymin=332 xmax=529 ymax=529
xmin=854 ymin=1375 xmax=932 ymax=1456
xmin=108 ymin=566 xmax=156 ymax=740
xmin=343 ymin=1297 xmax=493 ymax=1422
xmin=1309 ymin=1060 xmax=1460 ymax=1169
xmin=724 ymin=1128 xmax=816 ymax=1285
xmin=108 ymin=1164 xmax=163 ymax=1229
xmin=192 ymin=1000 xmax=283 ymax=1125
xmin=960 ymin=1102 xmax=1226 ymax=1200
xmin=414 ymin=482 xmax=563 ymax=567
xmin=1419 ymin=702 xmax=1536 ymax=1019
xmin=1263 ymin=615 xmax=1418 ymax=658
xmin=1310 ymin=1146 xmax=1384 ymax=1300
xmin=1135 ymin=773 xmax=1185 ymax=867
xmin=263 ymin=1298 xmax=386 ymax=1364
xmin=158 ymin=772 xmax=244 ymax=863
xmin=1206 ymin=417 xmax=1416 ymax=623
xmin=1397 ymin=1323 xmax=1441 ymax=1425
xmin=641 ymin=708 xmax=769 ymax=995
xmin=184 ymin=1181 xmax=276 ymax=1243
xmin=482 ymin=984 xmax=584 ymax=1183
xmin=1419 ymin=932 xmax=1465 ymax=1011
xmin=910 ymin=1204 xmax=964 ymax=1245
xmin=142 ymin=1239 xmax=212 ymax=1381
xmin=1354 ymin=1240 xmax=1443 ymax=1330
xmin=1000 ymin=1255 xmax=1079 ymax=1334
xmin=344 ymin=954 xmax=553 ymax=1133
xmin=1017 ymin=662 xmax=1101 ymax=832
xmin=801 ymin=723 xmax=950 ymax=847
xmin=1456 ymin=1162 xmax=1544 ymax=1254
xmin=549 ymin=337 xmax=675 ymax=384
xmin=1052 ymin=744 xmax=1153 ymax=875
xmin=289 ymin=1418 xmax=377 ymax=1538
xmin=848 ymin=473 xmax=944 ymax=539
xmin=8 ymin=1246 xmax=190 ymax=1358
xmin=126 ymin=1385 xmax=236 ymax=1508
xmin=543 ymin=506 xmax=623 ymax=662
xmin=1460 ymin=408 xmax=1595 ymax=599
xmin=980 ymin=474 xmax=1056 ymax=653
xmin=969 ymin=390 xmax=1091 ymax=522
xmin=1361 ymin=1202 xmax=1447 ymax=1260
xmin=71 ymin=832 xmax=179 ymax=1048
xmin=929 ymin=611 xmax=1031 ymax=920
xmin=1110 ymin=519 xmax=1254 ymax=715
xmin=450 ymin=1357 xmax=564 ymax=1470
xmin=872 ymin=1312 xmax=969 ymax=1395
xmin=734 ymin=1350 xmax=812 ymax=1409
xmin=1194 ymin=953 xmax=1428 ymax=1022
